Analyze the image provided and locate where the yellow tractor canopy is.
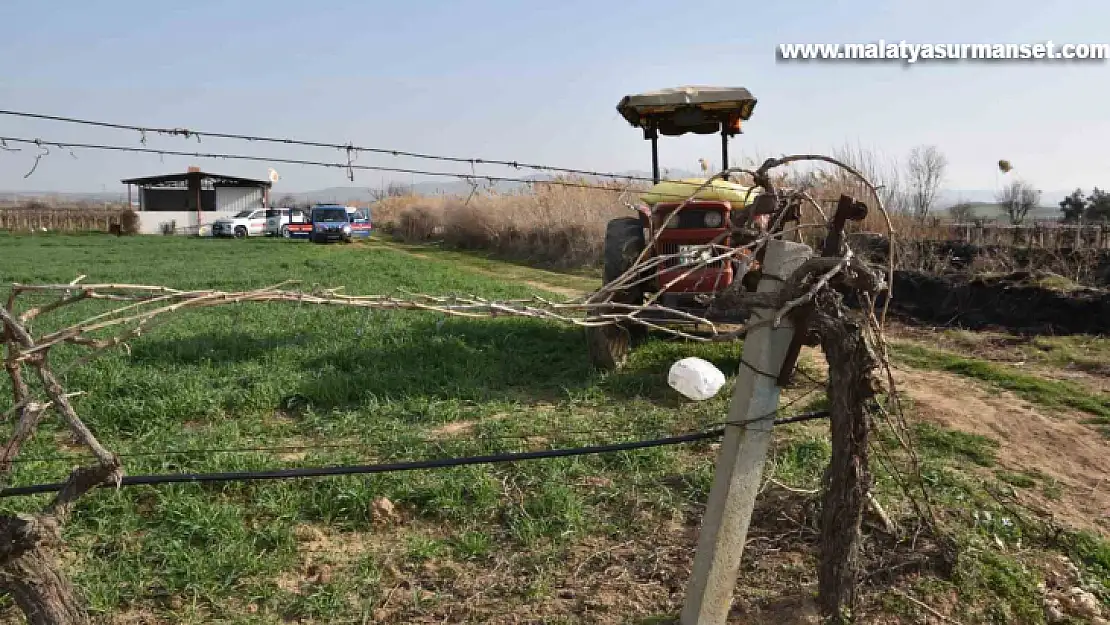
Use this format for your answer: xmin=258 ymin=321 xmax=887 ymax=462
xmin=617 ymin=86 xmax=758 ymax=185
xmin=617 ymin=86 xmax=757 ymax=137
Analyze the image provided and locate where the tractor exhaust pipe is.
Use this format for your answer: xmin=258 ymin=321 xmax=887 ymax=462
xmin=720 ymin=123 xmax=729 ymax=176
xmin=648 ymin=122 xmax=660 ymax=184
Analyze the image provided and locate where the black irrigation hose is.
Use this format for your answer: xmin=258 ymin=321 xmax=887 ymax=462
xmin=0 ymin=431 xmax=719 ymax=498
xmin=769 ymin=410 xmax=830 ymax=426
xmin=10 ymin=425 xmax=684 ymax=465
xmin=0 ymin=411 xmax=830 ymax=498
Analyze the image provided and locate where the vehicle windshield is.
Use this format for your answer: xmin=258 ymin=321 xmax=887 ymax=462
xmin=233 ymin=210 xmax=254 ymax=218
xmin=312 ymin=208 xmax=348 ymax=222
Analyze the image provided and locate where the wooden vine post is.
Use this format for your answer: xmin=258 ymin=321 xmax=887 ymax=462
xmin=813 ymin=288 xmax=882 ymax=622
xmin=1 ymin=303 xmax=122 ymax=625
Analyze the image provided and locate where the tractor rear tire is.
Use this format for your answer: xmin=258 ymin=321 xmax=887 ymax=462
xmin=585 ymin=217 xmax=648 ymax=371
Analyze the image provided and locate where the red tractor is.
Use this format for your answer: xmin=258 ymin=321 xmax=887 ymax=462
xmin=585 ymin=86 xmax=793 ymax=370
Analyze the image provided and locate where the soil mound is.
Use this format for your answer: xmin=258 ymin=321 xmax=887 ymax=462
xmin=879 ymin=270 xmax=1110 ymax=335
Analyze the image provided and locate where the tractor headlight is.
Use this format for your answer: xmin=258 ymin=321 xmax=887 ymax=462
xmin=703 ymin=211 xmax=723 ymax=228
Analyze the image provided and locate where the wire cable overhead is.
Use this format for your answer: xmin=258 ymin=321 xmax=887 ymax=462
xmin=0 ymin=108 xmax=664 ymax=185
xmin=0 ymin=135 xmax=712 ymax=199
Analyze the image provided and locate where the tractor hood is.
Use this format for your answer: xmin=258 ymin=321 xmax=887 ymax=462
xmin=639 ymin=178 xmax=760 ymax=207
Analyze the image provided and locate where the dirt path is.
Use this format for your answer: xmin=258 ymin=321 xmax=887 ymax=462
xmin=892 ymin=364 xmax=1110 ymax=536
xmin=376 ymin=241 xmax=587 ymax=300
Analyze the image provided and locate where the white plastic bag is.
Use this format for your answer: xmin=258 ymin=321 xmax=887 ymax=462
xmin=667 ymin=357 xmax=726 ymax=401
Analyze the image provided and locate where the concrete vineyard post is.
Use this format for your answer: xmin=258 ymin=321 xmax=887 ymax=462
xmin=680 ymin=239 xmax=814 ymax=625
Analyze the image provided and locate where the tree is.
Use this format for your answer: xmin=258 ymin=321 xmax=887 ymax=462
xmin=276 ymin=194 xmax=298 ymax=207
xmin=906 ymin=145 xmax=948 ymax=219
xmin=370 ymin=182 xmax=413 ymax=202
xmin=1058 ymin=188 xmax=1087 ymax=223
xmin=1087 ymin=187 xmax=1110 ymax=223
xmin=948 ymin=202 xmax=976 ymax=222
xmin=996 ymin=179 xmax=1041 ymax=225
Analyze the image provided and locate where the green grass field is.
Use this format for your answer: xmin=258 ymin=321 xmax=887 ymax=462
xmin=0 ymin=233 xmax=782 ymax=623
xmin=1 ymin=233 xmax=1108 ymax=624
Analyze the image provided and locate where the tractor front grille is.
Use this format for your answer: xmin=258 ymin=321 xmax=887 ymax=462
xmin=658 ymin=241 xmax=728 ymax=269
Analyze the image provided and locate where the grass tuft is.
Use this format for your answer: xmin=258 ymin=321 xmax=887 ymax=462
xmin=914 ymin=422 xmax=999 ymax=467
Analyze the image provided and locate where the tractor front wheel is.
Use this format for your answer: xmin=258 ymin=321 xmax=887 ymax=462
xmin=585 ymin=217 xmax=648 ymax=371
xmin=586 ymin=323 xmax=636 ymax=371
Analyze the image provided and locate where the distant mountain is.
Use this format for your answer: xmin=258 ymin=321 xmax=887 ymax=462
xmin=936 ymin=201 xmax=1062 ymax=222
xmin=930 ymin=190 xmax=1070 ymax=222
xmin=268 ymin=169 xmax=745 ymax=205
xmin=937 ymin=189 xmax=1069 ymax=208
xmin=296 ymin=181 xmax=538 ymax=204
xmin=278 ymin=169 xmax=713 ymax=203
xmin=276 ymin=182 xmax=479 ymax=204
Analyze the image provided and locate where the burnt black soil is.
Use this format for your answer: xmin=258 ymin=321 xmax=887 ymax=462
xmin=849 ymin=234 xmax=1110 ymax=287
xmin=874 ymin=270 xmax=1110 ymax=335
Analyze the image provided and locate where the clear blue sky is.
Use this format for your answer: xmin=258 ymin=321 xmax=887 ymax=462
xmin=1 ymin=0 xmax=1107 ymax=195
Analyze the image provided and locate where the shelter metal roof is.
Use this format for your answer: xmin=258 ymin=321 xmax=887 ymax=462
xmin=121 ymin=170 xmax=272 ymax=187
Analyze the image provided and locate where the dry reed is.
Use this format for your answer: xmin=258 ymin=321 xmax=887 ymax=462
xmin=388 ymin=177 xmax=634 ymax=268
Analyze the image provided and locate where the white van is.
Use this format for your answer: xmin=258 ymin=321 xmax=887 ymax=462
xmin=211 ymin=209 xmax=269 ymax=238
xmin=265 ymin=207 xmax=309 ymax=237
